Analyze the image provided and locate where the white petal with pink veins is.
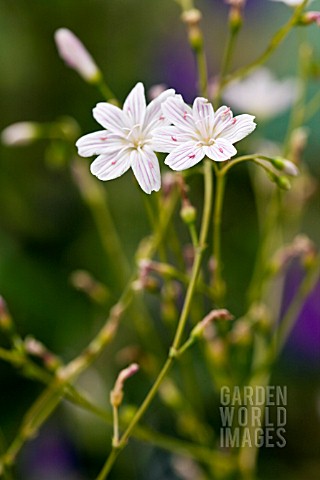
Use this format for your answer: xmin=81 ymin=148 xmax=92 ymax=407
xmin=143 ymin=89 xmax=175 ymax=133
xmin=76 ymin=131 xmax=125 ymax=157
xmin=90 ymin=148 xmax=131 ymax=180
xmin=152 ymin=126 xmax=196 ymax=153
xmin=93 ymin=103 xmax=129 ymax=133
xmin=192 ymin=97 xmax=215 ymax=139
xmin=204 ymin=139 xmax=237 ymax=162
xmin=164 ymin=142 xmax=205 ymax=171
xmin=218 ymin=114 xmax=256 ymax=144
xmin=131 ymin=147 xmax=161 ymax=194
xmin=161 ymin=95 xmax=195 ymax=132
xmin=123 ymin=82 xmax=147 ymax=126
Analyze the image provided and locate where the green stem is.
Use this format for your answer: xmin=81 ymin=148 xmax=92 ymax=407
xmin=282 ymin=41 xmax=311 ymax=156
xmin=214 ymin=21 xmax=241 ymax=106
xmin=273 ymin=258 xmax=320 ymax=356
xmin=0 ymin=346 xmax=223 ymax=470
xmin=304 ymin=89 xmax=320 ymax=122
xmin=72 ymin=158 xmax=130 ymax=289
xmin=94 ymin=77 xmax=118 ymax=105
xmin=95 ymin=160 xmax=214 ymax=479
xmin=212 ymin=170 xmax=226 ymax=306
xmin=195 ymin=45 xmax=208 ymax=97
xmin=221 ymin=1 xmax=308 ymax=89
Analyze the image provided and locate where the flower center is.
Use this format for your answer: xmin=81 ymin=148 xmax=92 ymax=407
xmin=124 ymin=124 xmax=150 ymax=150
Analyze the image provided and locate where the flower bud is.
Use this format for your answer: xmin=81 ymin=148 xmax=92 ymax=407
xmin=24 ymin=336 xmax=61 ymax=371
xmin=180 ymin=203 xmax=197 ymax=225
xmin=299 ymin=11 xmax=320 ymax=26
xmin=274 ymin=175 xmax=292 ymax=190
xmin=191 ymin=309 xmax=234 ymax=339
xmin=288 ymin=127 xmax=309 ymax=165
xmin=110 ymin=363 xmax=139 ymax=408
xmin=270 ymin=234 xmax=316 ymax=273
xmin=54 ymin=28 xmax=101 ymax=83
xmin=229 ymin=320 xmax=251 ymax=346
xmin=270 ymin=157 xmax=299 ymax=176
xmin=1 ymin=122 xmax=38 ymax=146
xmin=0 ymin=296 xmax=13 ymax=332
xmin=181 ymin=9 xmax=203 ymax=51
xmin=70 ymin=270 xmax=109 ymax=304
xmin=148 ymin=84 xmax=167 ymax=101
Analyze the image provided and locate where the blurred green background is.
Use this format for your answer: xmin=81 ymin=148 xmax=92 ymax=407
xmin=0 ymin=0 xmax=319 ymax=478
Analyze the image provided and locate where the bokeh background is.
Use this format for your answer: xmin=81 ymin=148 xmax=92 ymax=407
xmin=0 ymin=0 xmax=319 ymax=478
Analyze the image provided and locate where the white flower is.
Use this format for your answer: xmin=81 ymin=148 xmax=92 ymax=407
xmin=76 ymin=83 xmax=175 ymax=194
xmin=1 ymin=122 xmax=38 ymax=146
xmin=54 ymin=28 xmax=100 ymax=82
xmin=222 ymin=68 xmax=297 ymax=121
xmin=152 ymin=95 xmax=256 ymax=171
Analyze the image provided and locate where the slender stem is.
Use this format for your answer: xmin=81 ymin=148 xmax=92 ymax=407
xmin=172 ymin=160 xmax=213 ymax=350
xmin=177 ymin=0 xmax=208 ymax=97
xmin=273 ymin=258 xmax=320 ymax=356
xmin=188 ymin=222 xmax=199 ymax=248
xmin=112 ymin=406 xmax=120 ymax=446
xmin=221 ymin=1 xmax=308 ymax=89
xmin=0 ymin=345 xmax=223 ymax=469
xmin=95 ymin=160 xmax=213 ymax=479
xmin=94 ymin=77 xmax=118 ymax=105
xmin=72 ymin=158 xmax=130 ymax=289
xmin=212 ymin=171 xmax=226 ymax=305
xmin=214 ymin=16 xmax=242 ymax=106
xmin=304 ymin=89 xmax=320 ymax=122
xmin=282 ymin=41 xmax=310 ymax=156
xmin=195 ymin=46 xmax=208 ymax=97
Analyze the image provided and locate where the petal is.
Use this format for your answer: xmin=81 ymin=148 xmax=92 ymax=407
xmin=218 ymin=114 xmax=256 ymax=144
xmin=90 ymin=148 xmax=131 ymax=181
xmin=164 ymin=142 xmax=205 ymax=171
xmin=131 ymin=147 xmax=161 ymax=194
xmin=161 ymin=95 xmax=195 ymax=132
xmin=151 ymin=126 xmax=196 ymax=153
xmin=123 ymin=82 xmax=146 ymax=126
xmin=93 ymin=103 xmax=129 ymax=133
xmin=143 ymin=88 xmax=175 ymax=132
xmin=212 ymin=105 xmax=234 ymax=136
xmin=192 ymin=97 xmax=215 ymax=139
xmin=204 ymin=138 xmax=237 ymax=162
xmin=76 ymin=131 xmax=126 ymax=157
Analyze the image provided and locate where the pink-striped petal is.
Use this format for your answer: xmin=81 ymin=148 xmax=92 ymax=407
xmin=212 ymin=106 xmax=234 ymax=137
xmin=131 ymin=147 xmax=161 ymax=194
xmin=161 ymin=95 xmax=195 ymax=132
xmin=90 ymin=148 xmax=131 ymax=180
xmin=164 ymin=142 xmax=204 ymax=171
xmin=152 ymin=126 xmax=196 ymax=153
xmin=123 ymin=82 xmax=146 ymax=125
xmin=203 ymin=138 xmax=237 ymax=162
xmin=93 ymin=103 xmax=129 ymax=133
xmin=143 ymin=89 xmax=175 ymax=132
xmin=76 ymin=131 xmax=125 ymax=157
xmin=218 ymin=114 xmax=256 ymax=144
xmin=192 ymin=97 xmax=215 ymax=139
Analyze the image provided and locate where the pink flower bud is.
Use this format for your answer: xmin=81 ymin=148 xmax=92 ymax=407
xmin=302 ymin=11 xmax=320 ymax=26
xmin=110 ymin=363 xmax=139 ymax=408
xmin=54 ymin=28 xmax=100 ymax=82
xmin=1 ymin=122 xmax=38 ymax=146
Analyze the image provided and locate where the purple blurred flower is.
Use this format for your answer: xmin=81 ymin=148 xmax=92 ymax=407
xmin=281 ymin=260 xmax=320 ymax=364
